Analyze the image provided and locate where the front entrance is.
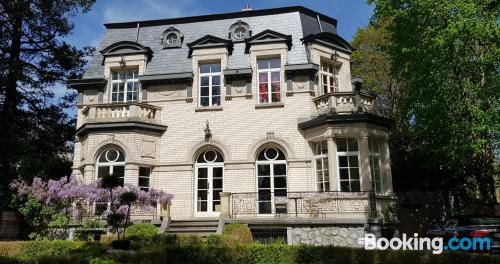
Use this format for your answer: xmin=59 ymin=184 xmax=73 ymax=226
xmin=195 ymin=149 xmax=224 ymax=217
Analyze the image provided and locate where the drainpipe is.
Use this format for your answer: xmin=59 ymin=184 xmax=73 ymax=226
xmin=316 ymin=14 xmax=323 ymax=32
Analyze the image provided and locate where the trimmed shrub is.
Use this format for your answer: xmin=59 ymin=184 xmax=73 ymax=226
xmin=1 ymin=240 xmax=500 ymax=264
xmin=124 ymin=224 xmax=157 ymax=239
xmin=222 ymin=223 xmax=253 ymax=245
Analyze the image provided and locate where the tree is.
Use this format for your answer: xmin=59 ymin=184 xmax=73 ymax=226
xmin=351 ymin=20 xmax=399 ymax=118
xmin=370 ymin=0 xmax=499 ymax=205
xmin=0 ymin=0 xmax=96 ymax=207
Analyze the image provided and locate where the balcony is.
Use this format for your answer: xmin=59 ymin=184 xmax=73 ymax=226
xmin=81 ymin=103 xmax=161 ymax=124
xmin=76 ymin=103 xmax=167 ymax=136
xmin=229 ymin=191 xmax=381 ymax=219
xmin=313 ymin=91 xmax=377 ymax=116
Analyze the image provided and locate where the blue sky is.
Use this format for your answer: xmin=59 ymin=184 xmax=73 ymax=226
xmin=67 ymin=0 xmax=374 ymax=49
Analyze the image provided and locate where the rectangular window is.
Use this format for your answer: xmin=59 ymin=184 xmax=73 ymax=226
xmin=319 ymin=61 xmax=339 ymax=95
xmin=257 ymin=58 xmax=281 ymax=104
xmin=139 ymin=167 xmax=151 ymax=191
xmin=313 ymin=141 xmax=329 ymax=192
xmin=336 ymin=138 xmax=361 ymax=192
xmin=199 ymin=62 xmax=221 ymax=107
xmin=369 ymin=139 xmax=383 ymax=194
xmin=111 ymin=68 xmax=139 ymax=103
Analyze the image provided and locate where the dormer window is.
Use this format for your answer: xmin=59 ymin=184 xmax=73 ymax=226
xmin=319 ymin=61 xmax=339 ymax=95
xmin=165 ymin=33 xmax=179 ymax=46
xmin=162 ymin=27 xmax=183 ymax=48
xmin=111 ymin=68 xmax=139 ymax=103
xmin=233 ymin=27 xmax=247 ymax=40
xmin=229 ymin=20 xmax=251 ymax=41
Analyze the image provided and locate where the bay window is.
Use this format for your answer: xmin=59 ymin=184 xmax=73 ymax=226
xmin=319 ymin=61 xmax=339 ymax=95
xmin=257 ymin=58 xmax=281 ymax=104
xmin=111 ymin=68 xmax=139 ymax=103
xmin=336 ymin=138 xmax=361 ymax=192
xmin=199 ymin=62 xmax=221 ymax=107
xmin=313 ymin=141 xmax=329 ymax=192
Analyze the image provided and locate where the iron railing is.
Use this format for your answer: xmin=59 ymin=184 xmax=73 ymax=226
xmin=230 ymin=191 xmax=377 ymax=219
xmin=79 ymin=202 xmax=159 ymax=221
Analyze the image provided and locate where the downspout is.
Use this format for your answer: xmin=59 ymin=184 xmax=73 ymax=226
xmin=135 ymin=22 xmax=140 ymax=42
xmin=316 ymin=14 xmax=323 ymax=32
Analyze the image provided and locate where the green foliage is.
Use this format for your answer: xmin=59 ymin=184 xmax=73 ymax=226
xmin=0 ymin=0 xmax=96 ymax=209
xmin=11 ymin=196 xmax=68 ymax=239
xmin=351 ymin=20 xmax=399 ymax=117
xmin=124 ymin=224 xmax=157 ymax=239
xmin=222 ymin=223 xmax=253 ymax=245
xmin=1 ymin=240 xmax=499 ymax=264
xmin=363 ymin=0 xmax=499 ymax=205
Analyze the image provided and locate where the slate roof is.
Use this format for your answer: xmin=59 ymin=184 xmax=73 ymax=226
xmin=83 ymin=6 xmax=340 ymax=79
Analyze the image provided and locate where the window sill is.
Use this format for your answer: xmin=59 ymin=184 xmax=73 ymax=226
xmin=255 ymin=103 xmax=284 ymax=109
xmin=195 ymin=106 xmax=223 ymax=112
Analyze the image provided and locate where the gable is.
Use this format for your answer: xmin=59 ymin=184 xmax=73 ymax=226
xmin=245 ymin=29 xmax=292 ymax=52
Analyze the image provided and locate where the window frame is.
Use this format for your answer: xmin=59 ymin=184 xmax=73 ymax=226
xmin=110 ymin=68 xmax=139 ymax=103
xmin=257 ymin=57 xmax=281 ymax=104
xmin=336 ymin=138 xmax=362 ymax=192
xmin=255 ymin=147 xmax=288 ymax=215
xmin=319 ymin=60 xmax=339 ymax=95
xmin=95 ymin=148 xmax=125 ymax=186
xmin=369 ymin=138 xmax=383 ymax=194
xmin=198 ymin=62 xmax=222 ymax=107
xmin=139 ymin=167 xmax=151 ymax=191
xmin=313 ymin=141 xmax=329 ymax=192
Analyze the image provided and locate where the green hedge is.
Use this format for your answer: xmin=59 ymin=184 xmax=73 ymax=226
xmin=0 ymin=240 xmax=499 ymax=264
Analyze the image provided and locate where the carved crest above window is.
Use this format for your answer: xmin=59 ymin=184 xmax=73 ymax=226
xmin=229 ymin=20 xmax=251 ymax=42
xmin=161 ymin=27 xmax=183 ymax=49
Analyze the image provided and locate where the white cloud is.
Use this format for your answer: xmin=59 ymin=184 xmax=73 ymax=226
xmin=103 ymin=0 xmax=203 ymax=23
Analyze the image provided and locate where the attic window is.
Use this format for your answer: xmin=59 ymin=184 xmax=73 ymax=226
xmin=162 ymin=27 xmax=182 ymax=48
xmin=229 ymin=20 xmax=251 ymax=41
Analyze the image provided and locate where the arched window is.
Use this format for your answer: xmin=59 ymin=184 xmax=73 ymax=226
xmin=256 ymin=147 xmax=287 ymax=214
xmin=195 ymin=149 xmax=224 ymax=217
xmin=96 ymin=147 xmax=125 ymax=186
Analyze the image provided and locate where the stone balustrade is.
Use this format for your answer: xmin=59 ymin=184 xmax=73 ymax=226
xmin=81 ymin=103 xmax=162 ymax=124
xmin=313 ymin=91 xmax=377 ymax=116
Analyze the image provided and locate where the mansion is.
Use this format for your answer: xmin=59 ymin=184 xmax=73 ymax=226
xmin=69 ymin=6 xmax=394 ymax=246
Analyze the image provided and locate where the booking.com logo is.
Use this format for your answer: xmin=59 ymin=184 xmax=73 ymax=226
xmin=363 ymin=233 xmax=491 ymax=254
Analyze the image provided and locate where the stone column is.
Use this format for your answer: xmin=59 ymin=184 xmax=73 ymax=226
xmin=359 ymin=134 xmax=373 ymax=192
xmin=327 ymin=137 xmax=339 ymax=191
xmin=125 ymin=164 xmax=139 ymax=186
xmin=83 ymin=164 xmax=94 ymax=184
xmin=380 ymin=138 xmax=393 ymax=193
xmin=219 ymin=192 xmax=231 ymax=219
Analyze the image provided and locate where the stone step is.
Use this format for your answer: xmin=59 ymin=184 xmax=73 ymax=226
xmin=164 ymin=219 xmax=220 ymax=236
xmin=166 ymin=226 xmax=218 ymax=233
xmin=169 ymin=221 xmax=219 ymax=227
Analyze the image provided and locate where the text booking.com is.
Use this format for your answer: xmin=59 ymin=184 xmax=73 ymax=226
xmin=363 ymin=233 xmax=491 ymax=254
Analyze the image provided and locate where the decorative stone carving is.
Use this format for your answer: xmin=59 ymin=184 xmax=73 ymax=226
xmin=141 ymin=138 xmax=156 ymax=158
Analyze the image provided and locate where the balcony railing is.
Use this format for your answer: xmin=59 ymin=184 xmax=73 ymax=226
xmin=313 ymin=91 xmax=377 ymax=116
xmin=230 ymin=191 xmax=377 ymax=219
xmin=81 ymin=103 xmax=162 ymax=124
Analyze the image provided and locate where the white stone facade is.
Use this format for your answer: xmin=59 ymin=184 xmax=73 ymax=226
xmin=70 ymin=7 xmax=394 ymax=222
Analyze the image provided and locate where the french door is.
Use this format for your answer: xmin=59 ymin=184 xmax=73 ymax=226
xmin=256 ymin=147 xmax=288 ymax=214
xmin=195 ymin=164 xmax=223 ymax=217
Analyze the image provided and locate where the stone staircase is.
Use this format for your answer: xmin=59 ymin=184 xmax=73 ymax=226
xmin=163 ymin=219 xmax=220 ymax=236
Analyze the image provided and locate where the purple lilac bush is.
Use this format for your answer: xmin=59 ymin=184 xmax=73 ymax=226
xmin=10 ymin=176 xmax=173 ymax=221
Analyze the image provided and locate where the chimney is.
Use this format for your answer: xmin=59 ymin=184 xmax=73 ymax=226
xmin=242 ymin=4 xmax=252 ymax=11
